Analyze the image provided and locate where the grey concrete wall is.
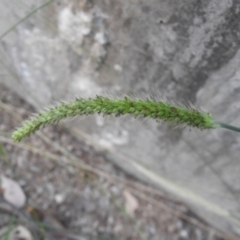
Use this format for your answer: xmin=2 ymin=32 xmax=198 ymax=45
xmin=1 ymin=0 xmax=240 ymax=236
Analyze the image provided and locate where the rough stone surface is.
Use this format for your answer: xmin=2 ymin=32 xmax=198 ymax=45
xmin=1 ymin=0 xmax=240 ymax=236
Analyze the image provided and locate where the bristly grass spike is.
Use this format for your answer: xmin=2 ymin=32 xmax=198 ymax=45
xmin=11 ymin=95 xmax=240 ymax=142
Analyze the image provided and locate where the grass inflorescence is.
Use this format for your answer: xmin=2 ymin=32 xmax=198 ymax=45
xmin=11 ymin=96 xmax=240 ymax=142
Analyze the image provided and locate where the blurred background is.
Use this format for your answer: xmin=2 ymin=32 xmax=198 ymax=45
xmin=1 ymin=0 xmax=240 ymax=239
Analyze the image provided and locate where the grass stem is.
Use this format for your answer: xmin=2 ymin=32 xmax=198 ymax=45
xmin=216 ymin=122 xmax=240 ymax=133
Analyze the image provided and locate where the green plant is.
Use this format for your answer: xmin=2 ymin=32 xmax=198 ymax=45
xmin=11 ymin=96 xmax=240 ymax=142
xmin=0 ymin=141 xmax=11 ymax=166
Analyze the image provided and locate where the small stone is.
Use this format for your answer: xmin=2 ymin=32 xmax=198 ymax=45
xmin=114 ymin=64 xmax=122 ymax=72
xmin=107 ymin=216 xmax=114 ymax=226
xmin=176 ymin=220 xmax=183 ymax=230
xmin=45 ymin=183 xmax=55 ymax=197
xmin=195 ymin=229 xmax=203 ymax=240
xmin=54 ymin=194 xmax=65 ymax=204
xmin=0 ymin=175 xmax=26 ymax=208
xmin=81 ymin=27 xmax=91 ymax=36
xmin=10 ymin=225 xmax=33 ymax=240
xmin=29 ymin=165 xmax=40 ymax=173
xmin=95 ymin=32 xmax=108 ymax=45
xmin=18 ymin=179 xmax=27 ymax=187
xmin=148 ymin=224 xmax=156 ymax=235
xmin=36 ymin=187 xmax=43 ymax=195
xmin=113 ymin=223 xmax=123 ymax=233
xmin=110 ymin=185 xmax=119 ymax=194
xmin=179 ymin=229 xmax=189 ymax=239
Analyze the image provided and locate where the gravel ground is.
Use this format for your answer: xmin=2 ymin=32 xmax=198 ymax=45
xmin=0 ymin=84 xmax=227 ymax=240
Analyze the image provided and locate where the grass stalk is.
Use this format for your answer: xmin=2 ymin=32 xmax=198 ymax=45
xmin=0 ymin=0 xmax=53 ymax=41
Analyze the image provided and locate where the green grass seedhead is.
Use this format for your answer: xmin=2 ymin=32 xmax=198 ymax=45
xmin=12 ymin=96 xmax=239 ymax=142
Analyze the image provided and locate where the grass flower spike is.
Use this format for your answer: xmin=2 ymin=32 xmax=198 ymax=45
xmin=11 ymin=96 xmax=240 ymax=142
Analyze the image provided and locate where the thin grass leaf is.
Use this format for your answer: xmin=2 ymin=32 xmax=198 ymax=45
xmin=0 ymin=142 xmax=10 ymax=165
xmin=0 ymin=0 xmax=53 ymax=41
xmin=3 ymin=217 xmax=15 ymax=240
